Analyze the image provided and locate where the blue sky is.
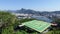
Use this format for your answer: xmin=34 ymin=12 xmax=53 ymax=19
xmin=0 ymin=0 xmax=60 ymax=11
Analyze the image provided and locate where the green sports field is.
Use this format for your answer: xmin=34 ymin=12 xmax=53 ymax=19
xmin=24 ymin=20 xmax=51 ymax=33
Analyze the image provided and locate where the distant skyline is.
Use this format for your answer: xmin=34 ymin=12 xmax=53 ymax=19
xmin=0 ymin=0 xmax=60 ymax=11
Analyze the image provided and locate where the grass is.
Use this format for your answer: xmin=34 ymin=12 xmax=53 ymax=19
xmin=45 ymin=30 xmax=60 ymax=34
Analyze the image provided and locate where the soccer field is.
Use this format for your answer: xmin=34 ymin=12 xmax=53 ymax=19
xmin=24 ymin=20 xmax=51 ymax=33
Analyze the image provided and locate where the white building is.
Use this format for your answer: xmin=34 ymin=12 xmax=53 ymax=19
xmin=12 ymin=13 xmax=32 ymax=19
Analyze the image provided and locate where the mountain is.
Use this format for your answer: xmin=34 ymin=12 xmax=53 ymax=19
xmin=8 ymin=8 xmax=60 ymax=16
xmin=16 ymin=8 xmax=60 ymax=14
xmin=52 ymin=11 xmax=60 ymax=14
xmin=16 ymin=8 xmax=41 ymax=15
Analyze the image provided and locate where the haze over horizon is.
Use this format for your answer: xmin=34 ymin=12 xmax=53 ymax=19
xmin=0 ymin=0 xmax=60 ymax=12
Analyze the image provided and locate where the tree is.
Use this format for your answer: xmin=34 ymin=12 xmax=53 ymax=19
xmin=0 ymin=11 xmax=16 ymax=34
xmin=0 ymin=11 xmax=16 ymax=27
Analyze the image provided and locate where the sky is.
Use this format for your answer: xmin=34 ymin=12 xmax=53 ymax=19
xmin=0 ymin=0 xmax=60 ymax=11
